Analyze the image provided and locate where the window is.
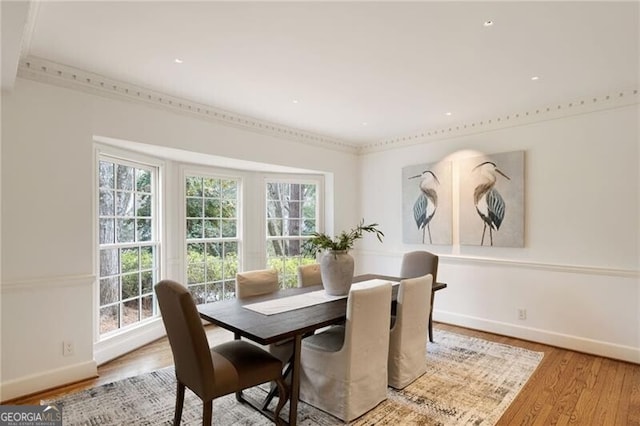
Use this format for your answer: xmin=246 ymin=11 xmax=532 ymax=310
xmin=266 ymin=180 xmax=320 ymax=288
xmin=185 ymin=175 xmax=240 ymax=303
xmin=98 ymin=157 xmax=160 ymax=336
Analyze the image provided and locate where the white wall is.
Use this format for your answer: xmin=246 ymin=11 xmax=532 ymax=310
xmin=0 ymin=78 xmax=360 ymax=400
xmin=355 ymin=104 xmax=639 ymax=363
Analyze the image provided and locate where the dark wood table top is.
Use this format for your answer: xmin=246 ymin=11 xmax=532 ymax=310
xmin=197 ymin=274 xmax=446 ymax=345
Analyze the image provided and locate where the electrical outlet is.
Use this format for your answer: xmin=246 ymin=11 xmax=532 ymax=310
xmin=63 ymin=340 xmax=74 ymax=357
xmin=518 ymin=308 xmax=527 ymax=320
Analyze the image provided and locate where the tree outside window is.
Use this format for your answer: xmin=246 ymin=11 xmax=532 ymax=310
xmin=266 ymin=181 xmax=319 ymax=288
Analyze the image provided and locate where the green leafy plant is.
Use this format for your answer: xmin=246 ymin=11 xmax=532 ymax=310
xmin=305 ymin=219 xmax=384 ymax=253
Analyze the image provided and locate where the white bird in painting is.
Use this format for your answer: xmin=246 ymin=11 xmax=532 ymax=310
xmin=472 ymin=161 xmax=510 ymax=246
xmin=409 ymin=170 xmax=440 ymax=244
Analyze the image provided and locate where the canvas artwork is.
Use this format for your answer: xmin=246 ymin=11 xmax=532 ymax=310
xmin=459 ymin=150 xmax=525 ymax=247
xmin=402 ymin=161 xmax=452 ymax=245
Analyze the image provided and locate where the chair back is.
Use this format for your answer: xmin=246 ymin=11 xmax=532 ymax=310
xmin=388 ymin=274 xmax=433 ymax=388
xmin=400 ymin=250 xmax=439 ymax=281
xmin=155 ymin=280 xmax=214 ymax=398
xmin=344 ymin=281 xmax=392 ymax=378
xmin=297 ymin=263 xmax=322 ymax=287
xmin=235 ymin=269 xmax=279 ymax=298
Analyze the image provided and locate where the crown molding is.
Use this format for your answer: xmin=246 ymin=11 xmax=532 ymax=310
xmin=356 ymin=87 xmax=639 ymax=154
xmin=17 ymin=56 xmax=359 ymax=154
xmin=17 ymin=56 xmax=637 ymax=157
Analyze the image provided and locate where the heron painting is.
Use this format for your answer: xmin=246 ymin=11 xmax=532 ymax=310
xmin=459 ymin=151 xmax=525 ymax=247
xmin=402 ymin=161 xmax=452 ymax=245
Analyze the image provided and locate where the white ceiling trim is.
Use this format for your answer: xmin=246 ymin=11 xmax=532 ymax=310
xmin=17 ymin=56 xmax=637 ymax=157
xmin=357 ymin=88 xmax=639 ymax=155
xmin=17 ymin=56 xmax=358 ymax=154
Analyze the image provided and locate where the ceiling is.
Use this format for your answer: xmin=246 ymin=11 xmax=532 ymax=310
xmin=10 ymin=1 xmax=640 ymax=146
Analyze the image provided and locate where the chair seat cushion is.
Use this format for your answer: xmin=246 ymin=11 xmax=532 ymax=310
xmin=211 ymin=340 xmax=283 ymax=395
xmin=302 ymin=325 xmax=345 ymax=352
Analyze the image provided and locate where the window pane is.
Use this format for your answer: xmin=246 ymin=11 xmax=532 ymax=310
xmin=204 ymin=219 xmax=220 ymax=238
xmin=99 ymin=190 xmax=115 ymax=216
xmin=99 ymin=161 xmax=114 ymax=189
xmin=204 ymin=199 xmax=221 ymax=218
xmin=116 ymin=165 xmax=134 ymax=191
xmin=136 ymin=169 xmax=151 ymax=193
xmin=100 ymin=277 xmax=119 ymax=305
xmin=302 ymin=220 xmax=316 ymax=236
xmin=221 ymin=180 xmax=237 ymax=199
xmin=203 ymin=178 xmax=219 ymax=198
xmin=100 ymin=249 xmax=118 ymax=277
xmin=100 ymin=219 xmax=115 ymax=244
xmin=186 ymin=198 xmax=202 ymax=217
xmin=208 ymin=282 xmax=223 ymax=302
xmin=123 ymin=299 xmax=140 ymax=326
xmin=186 ymin=177 xmax=203 ymax=196
xmin=141 ymin=271 xmax=153 ymax=294
xmin=121 ymin=247 xmax=139 ymax=273
xmin=100 ymin=305 xmax=119 ymax=334
xmin=117 ymin=219 xmax=135 ymax=243
xmin=141 ymin=296 xmax=154 ymax=320
xmin=186 ymin=219 xmax=203 ymax=238
xmin=187 ymin=263 xmax=205 ymax=285
xmin=267 ymin=219 xmax=282 ymax=236
xmin=221 ymin=220 xmax=236 ymax=238
xmin=121 ymin=273 xmax=139 ymax=300
xmin=140 ymin=246 xmax=153 ymax=269
xmin=136 ymin=194 xmax=151 ymax=217
xmin=137 ymin=219 xmax=152 ymax=241
xmin=190 ymin=284 xmax=206 ymax=304
xmin=223 ymin=280 xmax=235 ymax=299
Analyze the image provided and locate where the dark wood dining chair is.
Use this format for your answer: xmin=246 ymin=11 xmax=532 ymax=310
xmin=155 ymin=280 xmax=288 ymax=425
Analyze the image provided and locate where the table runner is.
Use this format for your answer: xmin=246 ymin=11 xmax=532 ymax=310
xmin=243 ymin=279 xmax=397 ymax=315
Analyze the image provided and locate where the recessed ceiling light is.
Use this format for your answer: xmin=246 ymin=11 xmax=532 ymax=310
xmin=362 ymin=122 xmax=368 ymax=126
xmin=174 ymin=58 xmax=183 ymax=64
xmin=292 ymin=99 xmax=299 ymax=104
xmin=483 ymin=20 xmax=494 ymax=27
xmin=445 ymin=112 xmax=452 ymax=116
xmin=531 ymin=76 xmax=540 ymax=81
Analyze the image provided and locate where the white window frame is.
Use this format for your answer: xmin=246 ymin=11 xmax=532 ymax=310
xmin=181 ymin=166 xmax=244 ymax=301
xmin=264 ymin=174 xmax=324 ymax=288
xmin=94 ymin=145 xmax=165 ymax=345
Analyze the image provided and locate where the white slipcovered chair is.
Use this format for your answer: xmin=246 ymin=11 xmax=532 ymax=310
xmin=235 ymin=268 xmax=280 ymax=298
xmin=299 ymin=280 xmax=392 ymax=422
xmin=388 ymin=274 xmax=433 ymax=389
xmin=297 ymin=263 xmax=322 ymax=287
xmin=235 ymin=268 xmax=291 ymax=362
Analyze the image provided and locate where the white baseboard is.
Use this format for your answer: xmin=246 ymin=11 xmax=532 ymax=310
xmin=434 ymin=310 xmax=640 ymax=364
xmin=93 ymin=318 xmax=166 ymax=366
xmin=1 ymin=360 xmax=97 ymax=403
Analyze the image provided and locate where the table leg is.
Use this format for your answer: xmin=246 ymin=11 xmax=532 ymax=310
xmin=235 ymin=332 xmax=242 ymax=401
xmin=289 ymin=335 xmax=302 ymax=426
xmin=429 ymin=292 xmax=435 ymax=343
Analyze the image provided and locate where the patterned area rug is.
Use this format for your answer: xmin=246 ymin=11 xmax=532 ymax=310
xmin=46 ymin=330 xmax=543 ymax=425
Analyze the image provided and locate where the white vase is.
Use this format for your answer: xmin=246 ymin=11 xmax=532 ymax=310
xmin=320 ymin=250 xmax=355 ymax=296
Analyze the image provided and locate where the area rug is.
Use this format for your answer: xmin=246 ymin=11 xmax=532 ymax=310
xmin=45 ymin=330 xmax=543 ymax=425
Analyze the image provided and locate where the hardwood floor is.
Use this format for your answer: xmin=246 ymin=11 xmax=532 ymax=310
xmin=7 ymin=323 xmax=640 ymax=425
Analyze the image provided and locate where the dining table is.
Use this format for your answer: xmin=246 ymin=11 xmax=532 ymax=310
xmin=196 ymin=273 xmax=447 ymax=426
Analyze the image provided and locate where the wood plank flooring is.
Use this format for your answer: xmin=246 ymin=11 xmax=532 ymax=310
xmin=6 ymin=323 xmax=640 ymax=425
